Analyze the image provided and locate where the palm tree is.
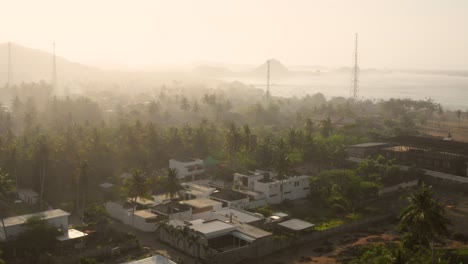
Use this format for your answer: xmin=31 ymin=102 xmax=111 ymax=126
xmin=273 ymin=138 xmax=291 ymax=203
xmin=122 ymin=169 xmax=152 ymax=227
xmin=399 ymin=183 xmax=449 ymax=260
xmin=162 ymin=168 xmax=184 ymax=218
xmin=36 ymin=137 xmax=49 ymax=207
xmin=163 ymin=168 xmax=183 ymax=200
xmin=0 ymin=169 xmax=14 ymax=241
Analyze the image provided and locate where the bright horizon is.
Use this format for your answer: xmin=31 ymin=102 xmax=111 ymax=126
xmin=1 ymin=0 xmax=468 ymax=70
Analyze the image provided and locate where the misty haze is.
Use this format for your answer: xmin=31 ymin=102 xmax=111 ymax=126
xmin=0 ymin=1 xmax=467 ymax=264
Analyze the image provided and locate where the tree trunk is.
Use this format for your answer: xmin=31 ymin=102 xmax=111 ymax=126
xmin=1 ymin=217 xmax=7 ymax=241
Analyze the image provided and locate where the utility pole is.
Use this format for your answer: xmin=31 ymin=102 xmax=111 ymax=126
xmin=351 ymin=33 xmax=359 ymax=99
xmin=266 ymin=59 xmax=271 ymax=98
xmin=7 ymin=42 xmax=13 ymax=87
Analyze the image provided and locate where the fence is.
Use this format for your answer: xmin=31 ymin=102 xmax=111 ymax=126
xmin=215 ymin=213 xmax=395 ymax=264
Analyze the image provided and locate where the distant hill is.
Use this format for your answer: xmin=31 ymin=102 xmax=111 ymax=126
xmin=0 ymin=42 xmax=102 ymax=85
xmin=192 ymin=65 xmax=232 ymax=77
xmin=252 ymin=59 xmax=291 ymax=77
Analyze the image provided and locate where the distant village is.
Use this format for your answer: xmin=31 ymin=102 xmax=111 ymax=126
xmin=1 ymin=135 xmax=467 ymax=264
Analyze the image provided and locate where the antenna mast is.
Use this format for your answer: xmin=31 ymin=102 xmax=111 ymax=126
xmin=7 ymin=42 xmax=13 ymax=87
xmin=351 ymin=33 xmax=359 ymax=99
xmin=266 ymin=59 xmax=271 ymax=97
xmin=52 ymin=42 xmax=57 ymax=92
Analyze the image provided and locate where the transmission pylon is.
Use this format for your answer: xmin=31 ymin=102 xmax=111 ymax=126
xmin=7 ymin=42 xmax=13 ymax=87
xmin=351 ymin=33 xmax=359 ymax=99
xmin=266 ymin=59 xmax=271 ymax=98
xmin=52 ymin=42 xmax=57 ymax=92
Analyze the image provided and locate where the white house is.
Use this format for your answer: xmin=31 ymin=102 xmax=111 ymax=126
xmin=17 ymin=188 xmax=39 ymax=205
xmin=180 ymin=182 xmax=217 ymax=199
xmin=0 ymin=209 xmax=69 ymax=241
xmin=169 ymin=158 xmax=204 ymax=180
xmin=105 ymin=201 xmax=163 ymax=232
xmin=234 ymin=171 xmax=310 ymax=204
xmin=209 ymin=189 xmax=250 ymax=209
xmin=182 ymin=198 xmax=223 ymax=220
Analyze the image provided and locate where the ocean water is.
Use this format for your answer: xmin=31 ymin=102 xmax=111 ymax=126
xmin=228 ymin=72 xmax=468 ymax=110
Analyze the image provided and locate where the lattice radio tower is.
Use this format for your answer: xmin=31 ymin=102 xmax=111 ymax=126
xmin=52 ymin=42 xmax=57 ymax=92
xmin=7 ymin=42 xmax=13 ymax=87
xmin=266 ymin=59 xmax=271 ymax=98
xmin=351 ymin=33 xmax=359 ymax=99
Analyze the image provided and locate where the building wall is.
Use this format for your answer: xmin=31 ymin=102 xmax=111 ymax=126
xmin=18 ymin=189 xmax=39 ymax=205
xmin=169 ymin=159 xmax=205 ymax=179
xmin=254 ymin=176 xmax=309 ymax=204
xmin=1 ymin=214 xmax=69 ymax=241
xmin=210 ymin=197 xmax=250 ymax=210
xmin=105 ymin=202 xmax=157 ymax=232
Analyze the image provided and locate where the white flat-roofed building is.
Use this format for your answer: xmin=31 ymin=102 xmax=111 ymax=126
xmin=182 ymin=198 xmax=223 ymax=220
xmin=17 ymin=188 xmax=39 ymax=205
xmin=210 ymin=208 xmax=264 ymax=226
xmin=278 ymin=218 xmax=314 ymax=233
xmin=0 ymin=209 xmax=69 ymax=241
xmin=209 ymin=189 xmax=250 ymax=209
xmin=169 ymin=158 xmax=204 ymax=180
xmin=189 ymin=219 xmax=237 ymax=239
xmin=181 ymin=182 xmax=217 ymax=199
xmin=234 ymin=171 xmax=310 ymax=204
xmin=105 ymin=201 xmax=164 ymax=232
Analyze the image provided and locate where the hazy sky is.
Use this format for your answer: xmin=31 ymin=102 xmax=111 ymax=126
xmin=1 ymin=0 xmax=467 ymax=70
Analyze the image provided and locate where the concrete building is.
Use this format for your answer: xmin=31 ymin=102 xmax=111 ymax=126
xmin=234 ymin=171 xmax=310 ymax=204
xmin=0 ymin=209 xmax=69 ymax=241
xmin=209 ymin=208 xmax=264 ymax=227
xmin=105 ymin=201 xmax=164 ymax=232
xmin=347 ymin=142 xmax=389 ymax=158
xmin=169 ymin=158 xmax=204 ymax=180
xmin=181 ymin=181 xmax=217 ymax=199
xmin=182 ymin=198 xmax=223 ymax=220
xmin=156 ymin=218 xmax=273 ymax=264
xmin=151 ymin=201 xmax=192 ymax=221
xmin=209 ymin=189 xmax=250 ymax=209
xmin=277 ymin=218 xmax=314 ymax=234
xmin=17 ymin=188 xmax=39 ymax=205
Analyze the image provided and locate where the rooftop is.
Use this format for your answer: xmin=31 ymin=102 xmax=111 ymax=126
xmin=134 ymin=210 xmax=159 ymax=219
xmin=188 ymin=219 xmax=236 ymax=238
xmin=171 ymin=157 xmax=201 ymax=163
xmin=56 ymin=228 xmax=88 ymax=241
xmin=211 ymin=208 xmax=263 ymax=224
xmin=210 ymin=189 xmax=248 ymax=201
xmin=3 ymin=209 xmax=70 ymax=227
xmin=278 ymin=218 xmax=314 ymax=231
xmin=122 ymin=255 xmax=177 ymax=264
xmin=235 ymin=223 xmax=272 ymax=239
xmin=349 ymin=142 xmax=388 ymax=148
xmin=183 ymin=198 xmax=222 ymax=209
xmin=152 ymin=201 xmax=191 ymax=215
xmin=17 ymin=188 xmax=38 ymax=196
xmin=386 ymin=136 xmax=468 ymax=156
